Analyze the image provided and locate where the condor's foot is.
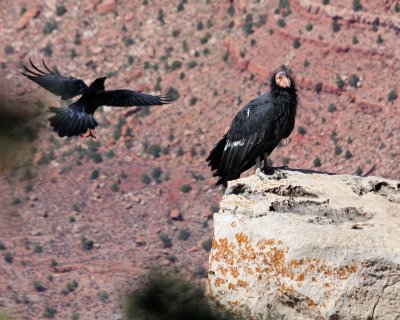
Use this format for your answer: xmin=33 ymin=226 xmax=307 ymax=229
xmin=262 ymin=165 xmax=289 ymax=174
xmin=80 ymin=128 xmax=97 ymax=139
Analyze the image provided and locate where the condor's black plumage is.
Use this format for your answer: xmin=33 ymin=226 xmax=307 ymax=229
xmin=207 ymin=71 xmax=298 ymax=186
xmin=21 ymin=59 xmax=177 ymax=138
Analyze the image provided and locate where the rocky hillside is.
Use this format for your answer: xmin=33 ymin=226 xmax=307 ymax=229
xmin=0 ymin=0 xmax=399 ymax=319
xmin=208 ymin=169 xmax=400 ymax=319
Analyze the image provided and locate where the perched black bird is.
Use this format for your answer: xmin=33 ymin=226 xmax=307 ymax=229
xmin=21 ymin=59 xmax=177 ymax=138
xmin=207 ymin=71 xmax=298 ymax=186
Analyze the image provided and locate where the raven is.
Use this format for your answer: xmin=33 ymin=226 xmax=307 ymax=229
xmin=21 ymin=59 xmax=176 ymax=138
xmin=207 ymin=71 xmax=298 ymax=186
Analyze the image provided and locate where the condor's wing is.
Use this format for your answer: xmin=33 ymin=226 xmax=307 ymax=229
xmin=21 ymin=58 xmax=88 ymax=100
xmin=92 ymin=89 xmax=178 ymax=107
xmin=218 ymin=93 xmax=279 ymax=182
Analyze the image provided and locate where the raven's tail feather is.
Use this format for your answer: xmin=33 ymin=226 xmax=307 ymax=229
xmin=48 ymin=107 xmax=98 ymax=138
xmin=206 ymin=134 xmax=228 ymax=186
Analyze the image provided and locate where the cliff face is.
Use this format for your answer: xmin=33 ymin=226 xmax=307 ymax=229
xmin=207 ymin=170 xmax=400 ymax=320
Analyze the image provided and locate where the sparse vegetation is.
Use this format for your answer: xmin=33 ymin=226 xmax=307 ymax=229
xmin=332 ymin=20 xmax=340 ymax=33
xmin=298 ymin=126 xmax=306 ymax=135
xmin=352 ymin=36 xmax=359 ymax=45
xmin=335 ymin=145 xmax=343 ymax=155
xmin=227 ymin=3 xmax=235 ymax=17
xmin=34 ymin=280 xmax=46 ymax=292
xmin=202 ymin=239 xmax=212 ymax=252
xmin=345 ymin=150 xmax=353 ymax=160
xmin=157 ymin=9 xmax=165 ymax=25
xmin=178 ymin=229 xmax=191 ymax=241
xmin=111 ymin=182 xmax=120 ymax=192
xmin=293 ymin=38 xmax=301 ymax=49
xmin=306 ymin=23 xmax=313 ymax=31
xmin=43 ymin=306 xmax=57 ymax=318
xmin=328 ymin=104 xmax=337 ymax=113
xmin=160 ymin=234 xmax=172 ymax=248
xmin=303 ymin=60 xmax=310 ymax=68
xmin=141 ymin=174 xmax=151 ymax=185
xmin=313 ymin=157 xmax=322 ymax=167
xmin=56 ymin=5 xmax=67 ymax=16
xmin=180 ymin=184 xmax=192 ymax=193
xmin=81 ymin=237 xmax=94 ymax=251
xmin=189 ymin=97 xmax=198 ymax=106
xmin=43 ymin=20 xmax=58 ymax=34
xmin=4 ymin=252 xmax=13 ymax=263
xmin=97 ymin=291 xmax=109 ymax=303
xmin=243 ymin=14 xmax=254 ymax=36
xmin=349 ymin=74 xmax=360 ymax=88
xmin=33 ymin=243 xmax=43 ymax=253
xmin=388 ymin=90 xmax=397 ymax=102
xmin=336 ymin=75 xmax=345 ymax=89
xmin=353 ymin=0 xmax=363 ymax=11
xmin=4 ymin=44 xmax=14 ymax=55
xmin=147 ymin=144 xmax=161 ymax=158
xmin=355 ymin=166 xmax=363 ymax=176
xmin=376 ymin=35 xmax=384 ymax=44
xmin=322 ymin=0 xmax=329 ymax=4
xmin=90 ymin=169 xmax=100 ymax=180
xmin=0 ymin=242 xmax=5 ymax=250
xmin=277 ymin=18 xmax=286 ymax=28
xmin=197 ymin=21 xmax=204 ymax=31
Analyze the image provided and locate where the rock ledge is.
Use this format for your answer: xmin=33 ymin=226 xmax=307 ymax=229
xmin=207 ymin=170 xmax=400 ymax=320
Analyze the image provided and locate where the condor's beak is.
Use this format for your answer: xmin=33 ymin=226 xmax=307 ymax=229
xmin=276 ymin=71 xmax=291 ymax=88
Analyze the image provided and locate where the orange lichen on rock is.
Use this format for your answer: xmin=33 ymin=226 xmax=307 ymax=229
xmin=237 ymin=279 xmax=249 ymax=289
xmin=214 ymin=277 xmax=226 ymax=287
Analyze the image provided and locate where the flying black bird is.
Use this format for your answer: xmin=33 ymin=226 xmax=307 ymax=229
xmin=207 ymin=71 xmax=298 ymax=186
xmin=21 ymin=59 xmax=177 ymax=138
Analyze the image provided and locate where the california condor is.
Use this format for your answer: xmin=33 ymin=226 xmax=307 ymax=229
xmin=21 ymin=59 xmax=177 ymax=138
xmin=207 ymin=70 xmax=298 ymax=186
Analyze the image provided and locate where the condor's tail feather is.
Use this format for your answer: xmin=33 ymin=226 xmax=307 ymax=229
xmin=48 ymin=105 xmax=98 ymax=137
xmin=206 ymin=134 xmax=228 ymax=186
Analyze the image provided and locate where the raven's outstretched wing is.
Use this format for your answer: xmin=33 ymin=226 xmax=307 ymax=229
xmin=21 ymin=58 xmax=88 ymax=100
xmin=92 ymin=89 xmax=178 ymax=107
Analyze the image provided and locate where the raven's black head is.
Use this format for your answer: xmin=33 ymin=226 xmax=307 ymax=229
xmin=89 ymin=77 xmax=107 ymax=91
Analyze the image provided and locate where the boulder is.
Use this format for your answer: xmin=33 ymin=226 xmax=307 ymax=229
xmin=207 ymin=170 xmax=400 ymax=319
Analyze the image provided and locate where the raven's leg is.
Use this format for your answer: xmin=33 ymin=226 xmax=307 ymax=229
xmin=81 ymin=128 xmax=97 ymax=139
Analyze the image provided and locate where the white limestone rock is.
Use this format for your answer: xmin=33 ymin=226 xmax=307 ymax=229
xmin=207 ymin=170 xmax=400 ymax=320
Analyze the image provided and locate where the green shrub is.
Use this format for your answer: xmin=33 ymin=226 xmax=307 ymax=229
xmin=56 ymin=5 xmax=67 ymax=16
xmin=202 ymin=239 xmax=212 ymax=252
xmin=180 ymin=184 xmax=192 ymax=193
xmin=178 ymin=229 xmax=191 ymax=241
xmin=141 ymin=174 xmax=151 ymax=185
xmin=349 ymin=74 xmax=360 ymax=88
xmin=90 ymin=169 xmax=99 ymax=180
xmin=353 ymin=0 xmax=362 ymax=11
xmin=332 ymin=20 xmax=340 ymax=32
xmin=345 ymin=150 xmax=352 ymax=159
xmin=306 ymin=23 xmax=313 ymax=31
xmin=313 ymin=157 xmax=321 ymax=167
xmin=4 ymin=252 xmax=13 ymax=263
xmin=160 ymin=234 xmax=172 ymax=248
xmin=388 ymin=90 xmax=397 ymax=102
xmin=335 ymin=145 xmax=343 ymax=155
xmin=328 ymin=104 xmax=337 ymax=113
xmin=352 ymin=36 xmax=358 ymax=44
xmin=277 ymin=19 xmax=286 ymax=28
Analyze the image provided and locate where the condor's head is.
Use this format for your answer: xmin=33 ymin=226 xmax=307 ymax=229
xmin=271 ymin=71 xmax=296 ymax=93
